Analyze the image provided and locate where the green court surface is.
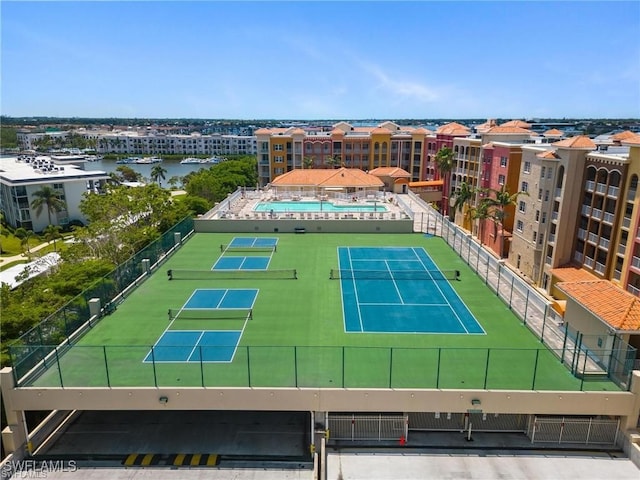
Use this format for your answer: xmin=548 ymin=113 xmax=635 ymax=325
xmin=28 ymin=233 xmax=619 ymax=391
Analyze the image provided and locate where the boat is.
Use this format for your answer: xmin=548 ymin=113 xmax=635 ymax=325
xmin=135 ymin=156 xmax=163 ymax=164
xmin=116 ymin=157 xmax=141 ymax=164
xmin=180 ymin=157 xmax=221 ymax=164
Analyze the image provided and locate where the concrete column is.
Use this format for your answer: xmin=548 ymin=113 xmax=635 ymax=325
xmin=0 ymin=367 xmax=29 ymax=456
xmin=141 ymin=258 xmax=150 ymax=274
xmin=174 ymin=232 xmax=182 ymax=245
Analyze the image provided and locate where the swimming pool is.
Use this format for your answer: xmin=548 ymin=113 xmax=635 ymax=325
xmin=254 ymin=200 xmax=388 ymax=213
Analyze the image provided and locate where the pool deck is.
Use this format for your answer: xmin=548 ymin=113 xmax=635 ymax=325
xmin=207 ymin=189 xmax=409 ymax=221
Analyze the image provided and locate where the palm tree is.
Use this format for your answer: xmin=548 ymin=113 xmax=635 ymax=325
xmin=43 ymin=224 xmax=62 ymax=252
xmin=325 ymin=155 xmax=341 ymax=169
xmin=30 ymin=186 xmax=66 ymax=226
xmin=151 ymin=165 xmax=167 ymax=186
xmin=14 ymin=227 xmax=35 ymax=255
xmin=434 ymin=146 xmax=454 ymax=215
xmin=303 ymin=156 xmax=314 ymax=169
xmin=484 ymin=186 xmax=529 ymax=258
xmin=470 ymin=198 xmax=491 ymax=246
xmin=452 ymin=181 xmax=475 ymax=230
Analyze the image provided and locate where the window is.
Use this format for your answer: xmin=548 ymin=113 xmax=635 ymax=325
xmin=535 ymin=210 xmax=540 ymax=222
xmin=541 ymin=212 xmax=547 ymax=223
xmin=544 ymin=190 xmax=549 ymax=201
xmin=516 ymin=220 xmax=524 ymax=232
xmin=538 ymin=234 xmax=544 ymax=245
xmin=547 ymin=167 xmax=553 ymax=179
xmin=498 ymin=174 xmax=506 ymax=185
xmin=274 ymin=156 xmax=283 ymax=163
xmin=273 ymin=144 xmax=283 ymax=151
xmin=524 ymin=161 xmax=531 ymax=173
xmin=521 ymin=181 xmax=529 ymax=193
xmin=541 ymin=167 xmax=546 ymax=179
xmin=500 ymin=156 xmax=508 ymax=167
xmin=538 ymin=189 xmax=542 ymax=200
xmin=519 ymin=200 xmax=526 ymax=213
xmin=533 ymin=231 xmax=537 ymax=242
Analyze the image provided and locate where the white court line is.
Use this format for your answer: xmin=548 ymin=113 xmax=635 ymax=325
xmin=385 ymin=260 xmax=405 ymax=304
xmin=347 ymin=247 xmax=365 ymax=333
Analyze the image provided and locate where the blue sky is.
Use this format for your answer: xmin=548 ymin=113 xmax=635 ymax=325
xmin=1 ymin=1 xmax=639 ymax=119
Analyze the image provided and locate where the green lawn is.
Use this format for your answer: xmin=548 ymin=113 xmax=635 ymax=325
xmin=28 ymin=232 xmax=619 ymax=391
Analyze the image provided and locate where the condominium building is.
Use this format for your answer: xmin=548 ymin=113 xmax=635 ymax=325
xmin=94 ymin=131 xmax=257 ymax=157
xmin=255 ymin=121 xmax=432 ymax=187
xmin=0 ymin=155 xmax=109 ymax=231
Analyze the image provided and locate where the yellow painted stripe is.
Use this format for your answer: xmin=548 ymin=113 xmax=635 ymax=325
xmin=190 ymin=454 xmax=202 ymax=466
xmin=206 ymin=454 xmax=218 ymax=466
xmin=141 ymin=454 xmax=154 ymax=466
xmin=173 ymin=454 xmax=186 ymax=466
xmin=124 ymin=454 xmax=138 ymax=466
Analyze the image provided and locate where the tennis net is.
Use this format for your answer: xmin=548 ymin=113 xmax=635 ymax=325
xmin=168 ymin=308 xmax=253 ymax=321
xmin=329 ymin=269 xmax=460 ymax=281
xmin=167 ymin=269 xmax=297 ymax=280
xmin=220 ymin=244 xmax=277 ymax=252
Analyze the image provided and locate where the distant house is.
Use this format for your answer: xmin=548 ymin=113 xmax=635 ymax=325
xmin=368 ymin=167 xmax=411 ymax=194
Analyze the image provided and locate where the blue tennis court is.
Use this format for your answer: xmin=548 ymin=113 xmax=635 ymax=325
xmin=213 ymin=256 xmax=271 ymax=270
xmin=338 ymin=247 xmax=484 ymax=334
xmin=144 ymin=288 xmax=258 ymax=363
xmin=229 ymin=237 xmax=278 ymax=248
xmin=184 ymin=288 xmax=258 ymax=310
xmin=144 ymin=330 xmax=242 ymax=363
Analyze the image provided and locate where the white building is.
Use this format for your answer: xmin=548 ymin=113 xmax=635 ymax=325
xmin=0 ymin=155 xmax=110 ymax=232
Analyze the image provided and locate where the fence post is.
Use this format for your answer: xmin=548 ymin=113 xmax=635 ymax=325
xmin=342 ymin=347 xmax=345 ymax=388
xmin=54 ymin=346 xmax=64 ymax=388
xmin=532 ymin=349 xmax=540 ymax=390
xmin=523 ymin=290 xmax=530 ymax=326
xmin=540 ymin=304 xmax=549 ymax=343
xmin=389 ymin=348 xmax=393 ymax=388
xmin=436 ymin=348 xmax=441 ymax=389
xmin=103 ymin=346 xmax=110 ymax=388
xmin=483 ymin=349 xmax=490 ymax=389
xmin=509 ymin=275 xmax=515 ymax=309
xmin=151 ymin=347 xmax=158 ymax=388
xmin=199 ymin=346 xmax=204 ymax=387
xmin=247 ymin=346 xmax=251 ymax=387
xmin=294 ymin=346 xmax=298 ymax=388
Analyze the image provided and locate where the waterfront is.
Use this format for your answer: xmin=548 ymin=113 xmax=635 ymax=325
xmin=85 ymin=158 xmax=214 ymax=186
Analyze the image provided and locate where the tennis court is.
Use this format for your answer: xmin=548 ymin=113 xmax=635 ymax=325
xmin=144 ymin=288 xmax=257 ymax=363
xmin=337 ymin=247 xmax=484 ymax=334
xmin=19 ymin=233 xmax=620 ymax=391
xmin=213 ymin=256 xmax=271 ymax=270
xmin=226 ymin=236 xmax=278 ymax=249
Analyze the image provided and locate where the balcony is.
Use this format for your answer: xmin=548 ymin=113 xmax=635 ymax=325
xmin=623 ymin=217 xmax=631 ymax=229
xmin=619 ymin=244 xmax=626 ymax=255
xmin=581 ymin=205 xmax=590 ymax=216
xmin=583 ymin=257 xmax=595 ymax=268
xmin=577 ymin=228 xmax=587 ymax=240
xmin=551 ymin=211 xmax=558 ymax=221
xmin=595 ymin=183 xmax=607 ymax=195
xmin=587 ymin=232 xmax=598 ymax=244
xmin=591 ymin=208 xmax=603 ymax=220
xmin=585 ymin=180 xmax=595 ymax=192
xmin=600 ymin=237 xmax=610 ymax=249
xmin=607 ymin=185 xmax=619 ymax=198
xmin=545 ymin=255 xmax=553 ymax=265
xmin=594 ymin=262 xmax=606 ymax=274
xmin=555 ymin=187 xmax=562 ymax=198
xmin=574 ymin=252 xmax=584 ymax=263
xmin=632 ymin=256 xmax=640 ymax=270
xmin=548 ymin=233 xmax=555 ymax=244
xmin=613 ymin=269 xmax=622 ymax=281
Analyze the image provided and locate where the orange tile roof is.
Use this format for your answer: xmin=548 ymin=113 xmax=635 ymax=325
xmin=611 ymin=130 xmax=637 ymax=141
xmin=551 ymin=265 xmax=599 ymax=283
xmin=412 ymin=127 xmax=432 ymax=135
xmin=485 ymin=126 xmax=533 ymax=134
xmin=500 ymin=120 xmax=531 ymax=128
xmin=537 ymin=150 xmax=560 ymax=159
xmin=368 ymin=167 xmax=411 ymax=177
xmin=552 ymin=135 xmax=596 ymax=149
xmin=371 ymin=127 xmax=391 ymax=135
xmin=291 ymin=128 xmax=305 ymax=135
xmin=621 ymin=134 xmax=640 ymax=146
xmin=254 ymin=128 xmax=271 ymax=135
xmin=556 ymin=281 xmax=640 ymax=331
xmin=331 ymin=129 xmax=345 ymax=136
xmin=271 ymin=167 xmax=384 ymax=188
xmin=409 ymin=180 xmax=444 ymax=187
xmin=543 ymin=129 xmax=564 ymax=136
xmin=436 ymin=122 xmax=470 ymax=135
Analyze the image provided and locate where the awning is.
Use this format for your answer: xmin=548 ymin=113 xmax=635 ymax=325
xmin=409 ymin=180 xmax=444 ymax=188
xmin=551 ymin=300 xmax=566 ymax=317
